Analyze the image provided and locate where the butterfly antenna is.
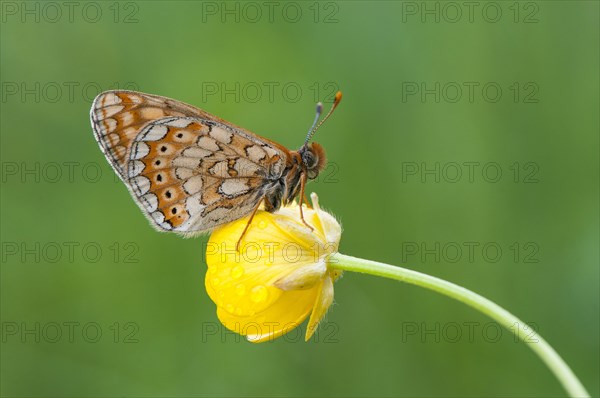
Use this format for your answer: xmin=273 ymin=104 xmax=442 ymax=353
xmin=303 ymin=91 xmax=342 ymax=146
xmin=304 ymin=102 xmax=323 ymax=146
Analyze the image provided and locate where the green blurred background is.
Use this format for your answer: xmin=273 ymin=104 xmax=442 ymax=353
xmin=1 ymin=1 xmax=598 ymax=396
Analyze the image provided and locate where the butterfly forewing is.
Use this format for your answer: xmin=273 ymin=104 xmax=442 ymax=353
xmin=91 ymin=90 xmax=289 ymax=233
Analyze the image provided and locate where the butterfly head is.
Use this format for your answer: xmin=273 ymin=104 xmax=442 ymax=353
xmin=299 ymin=142 xmax=327 ymax=179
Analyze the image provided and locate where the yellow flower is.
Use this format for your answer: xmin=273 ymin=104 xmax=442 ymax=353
xmin=204 ymin=193 xmax=342 ymax=343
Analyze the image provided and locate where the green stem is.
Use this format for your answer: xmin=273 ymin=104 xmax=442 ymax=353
xmin=330 ymin=253 xmax=589 ymax=398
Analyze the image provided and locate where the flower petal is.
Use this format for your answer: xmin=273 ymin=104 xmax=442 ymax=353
xmin=206 ymin=211 xmax=324 ymax=317
xmin=274 ymin=259 xmax=326 ymax=291
xmin=309 ymin=192 xmax=343 ymax=247
xmin=216 ymin=285 xmax=320 ymax=343
xmin=305 ymin=273 xmax=334 ymax=341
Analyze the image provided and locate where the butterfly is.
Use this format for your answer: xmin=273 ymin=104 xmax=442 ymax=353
xmin=90 ymin=90 xmax=342 ymax=246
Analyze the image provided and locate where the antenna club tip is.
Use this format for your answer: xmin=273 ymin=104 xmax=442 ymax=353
xmin=334 ymin=91 xmax=343 ymax=104
xmin=316 ymin=102 xmax=323 ymax=112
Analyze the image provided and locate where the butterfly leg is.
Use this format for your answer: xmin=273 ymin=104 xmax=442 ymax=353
xmin=298 ymin=173 xmax=314 ymax=231
xmin=236 ymin=197 xmax=264 ymax=252
xmin=303 ymin=194 xmax=312 ymax=209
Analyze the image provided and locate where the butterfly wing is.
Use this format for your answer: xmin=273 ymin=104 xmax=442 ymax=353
xmin=91 ymin=90 xmax=290 ymax=233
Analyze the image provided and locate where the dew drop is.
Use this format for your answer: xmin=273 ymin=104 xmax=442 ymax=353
xmin=250 ymin=285 xmax=268 ymax=303
xmin=211 ymin=277 xmax=220 ymax=287
xmin=235 ymin=283 xmax=246 ymax=296
xmin=258 ymin=220 xmax=267 ymax=229
xmin=231 ymin=265 xmax=244 ymax=279
xmin=235 ymin=307 xmax=243 ymax=316
xmin=225 ymin=303 xmax=234 ymax=313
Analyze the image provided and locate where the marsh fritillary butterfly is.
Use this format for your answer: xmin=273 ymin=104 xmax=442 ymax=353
xmin=90 ymin=90 xmax=342 ymax=245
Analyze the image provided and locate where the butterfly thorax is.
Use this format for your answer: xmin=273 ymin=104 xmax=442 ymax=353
xmin=262 ymin=142 xmax=327 ymax=213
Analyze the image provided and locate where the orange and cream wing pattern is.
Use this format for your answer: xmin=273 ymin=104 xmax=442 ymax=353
xmin=90 ymin=90 xmax=289 ymax=233
xmin=90 ymin=90 xmax=280 ymax=180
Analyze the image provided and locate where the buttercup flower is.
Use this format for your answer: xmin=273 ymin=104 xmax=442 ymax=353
xmin=205 ymin=193 xmax=342 ymax=343
xmin=201 ymin=194 xmax=589 ymax=398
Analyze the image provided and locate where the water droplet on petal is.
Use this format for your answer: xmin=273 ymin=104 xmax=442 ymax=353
xmin=211 ymin=277 xmax=220 ymax=287
xmin=231 ymin=265 xmax=244 ymax=279
xmin=250 ymin=285 xmax=268 ymax=303
xmin=235 ymin=283 xmax=246 ymax=296
xmin=226 ymin=303 xmax=234 ymax=313
xmin=258 ymin=220 xmax=267 ymax=229
xmin=235 ymin=307 xmax=242 ymax=315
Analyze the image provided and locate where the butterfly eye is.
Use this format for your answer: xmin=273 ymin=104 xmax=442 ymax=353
xmin=302 ymin=150 xmax=318 ymax=170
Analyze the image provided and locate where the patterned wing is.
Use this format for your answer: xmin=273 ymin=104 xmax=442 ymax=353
xmin=91 ymin=90 xmax=286 ymax=180
xmin=91 ymin=91 xmax=290 ymax=233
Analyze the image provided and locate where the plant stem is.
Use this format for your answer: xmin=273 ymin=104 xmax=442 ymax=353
xmin=330 ymin=253 xmax=589 ymax=398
